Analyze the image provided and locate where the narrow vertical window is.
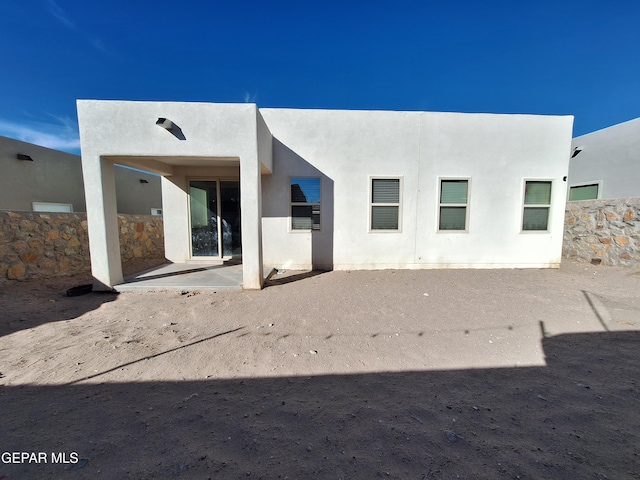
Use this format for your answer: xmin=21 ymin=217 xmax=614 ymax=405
xmin=291 ymin=177 xmax=321 ymax=230
xmin=439 ymin=179 xmax=469 ymax=231
xmin=371 ymin=178 xmax=401 ymax=231
xmin=523 ymin=181 xmax=552 ymax=231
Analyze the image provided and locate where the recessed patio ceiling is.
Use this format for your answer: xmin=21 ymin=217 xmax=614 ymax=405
xmin=104 ymin=155 xmax=240 ymax=176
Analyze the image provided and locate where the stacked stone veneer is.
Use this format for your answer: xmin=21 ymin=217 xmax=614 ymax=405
xmin=2 ymin=198 xmax=637 ymax=282
xmin=563 ymin=197 xmax=640 ymax=266
xmin=0 ymin=211 xmax=164 ymax=283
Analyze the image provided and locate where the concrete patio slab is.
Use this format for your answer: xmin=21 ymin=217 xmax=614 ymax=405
xmin=114 ymin=262 xmax=243 ymax=292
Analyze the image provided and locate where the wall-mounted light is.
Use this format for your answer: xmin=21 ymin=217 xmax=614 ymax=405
xmin=156 ymin=117 xmax=186 ymax=140
xmin=571 ymin=146 xmax=583 ymax=158
xmin=140 ymin=179 xmax=149 ymax=184
xmin=156 ymin=117 xmax=175 ymax=131
xmin=17 ymin=153 xmax=33 ymax=161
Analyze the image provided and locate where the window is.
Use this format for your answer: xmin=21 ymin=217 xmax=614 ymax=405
xmin=291 ymin=177 xmax=320 ymax=230
xmin=569 ymin=184 xmax=599 ymax=201
xmin=439 ymin=179 xmax=469 ymax=231
xmin=151 ymin=208 xmax=163 ymax=216
xmin=370 ymin=177 xmax=401 ymax=231
xmin=522 ymin=181 xmax=551 ymax=231
xmin=32 ymin=202 xmax=72 ymax=213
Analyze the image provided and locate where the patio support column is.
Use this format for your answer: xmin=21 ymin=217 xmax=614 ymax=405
xmin=81 ymin=154 xmax=123 ymax=290
xmin=161 ymin=175 xmax=190 ymax=262
xmin=240 ymin=153 xmax=264 ymax=289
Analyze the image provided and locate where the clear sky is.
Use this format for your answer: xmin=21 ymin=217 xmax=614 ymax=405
xmin=1 ymin=0 xmax=639 ymax=154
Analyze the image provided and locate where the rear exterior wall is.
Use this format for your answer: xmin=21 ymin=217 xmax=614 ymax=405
xmin=260 ymin=109 xmax=574 ymax=270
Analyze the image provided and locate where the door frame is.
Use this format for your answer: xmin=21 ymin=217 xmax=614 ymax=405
xmin=187 ymin=176 xmax=241 ymax=261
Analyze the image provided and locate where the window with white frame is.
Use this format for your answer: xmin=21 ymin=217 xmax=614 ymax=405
xmin=291 ymin=177 xmax=321 ymax=230
xmin=370 ymin=177 xmax=401 ymax=231
xmin=439 ymin=179 xmax=469 ymax=231
xmin=522 ymin=180 xmax=552 ymax=231
xmin=569 ymin=183 xmax=599 ymax=201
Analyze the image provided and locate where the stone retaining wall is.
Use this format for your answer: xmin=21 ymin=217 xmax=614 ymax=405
xmin=563 ymin=197 xmax=640 ymax=266
xmin=0 ymin=211 xmax=164 ymax=283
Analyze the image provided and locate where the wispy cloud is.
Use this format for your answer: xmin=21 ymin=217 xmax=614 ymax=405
xmin=0 ymin=117 xmax=80 ymax=153
xmin=45 ymin=1 xmax=114 ymax=57
xmin=91 ymin=37 xmax=110 ymax=56
xmin=243 ymin=91 xmax=258 ymax=103
xmin=46 ymin=0 xmax=76 ymax=30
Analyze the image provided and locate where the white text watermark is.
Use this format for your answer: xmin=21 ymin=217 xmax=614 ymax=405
xmin=1 ymin=452 xmax=79 ymax=464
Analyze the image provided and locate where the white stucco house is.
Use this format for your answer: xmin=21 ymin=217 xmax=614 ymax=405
xmin=569 ymin=117 xmax=640 ymax=200
xmin=76 ymin=100 xmax=574 ymax=290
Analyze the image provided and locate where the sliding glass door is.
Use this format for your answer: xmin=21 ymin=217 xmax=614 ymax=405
xmin=189 ymin=180 xmax=241 ymax=259
xmin=220 ymin=181 xmax=241 ymax=257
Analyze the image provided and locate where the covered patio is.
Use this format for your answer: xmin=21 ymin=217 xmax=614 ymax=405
xmin=77 ymin=101 xmax=273 ymax=291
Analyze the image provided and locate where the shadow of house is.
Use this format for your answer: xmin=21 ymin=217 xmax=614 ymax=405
xmin=0 ymin=287 xmax=119 ymax=338
xmin=262 ymin=138 xmax=334 ymax=272
xmin=1 ymin=330 xmax=639 ymax=479
xmin=263 ymin=269 xmax=326 ymax=287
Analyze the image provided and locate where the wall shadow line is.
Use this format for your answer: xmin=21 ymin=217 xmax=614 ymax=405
xmin=264 ymin=269 xmax=327 ymax=287
xmin=582 ymin=290 xmax=611 ymax=331
xmin=65 ymin=327 xmax=244 ymax=385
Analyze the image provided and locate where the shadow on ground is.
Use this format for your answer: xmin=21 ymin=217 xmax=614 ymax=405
xmin=0 ymin=289 xmax=119 ymax=338
xmin=264 ymin=269 xmax=327 ymax=287
xmin=0 ymin=259 xmax=171 ymax=338
xmin=1 ymin=330 xmax=639 ymax=479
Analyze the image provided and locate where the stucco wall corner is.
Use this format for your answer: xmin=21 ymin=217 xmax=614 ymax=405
xmin=257 ymin=109 xmax=273 ymax=174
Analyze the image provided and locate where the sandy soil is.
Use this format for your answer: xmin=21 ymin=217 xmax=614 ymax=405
xmin=1 ymin=261 xmax=639 ymax=479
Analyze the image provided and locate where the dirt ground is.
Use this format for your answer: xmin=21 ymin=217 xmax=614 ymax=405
xmin=1 ymin=260 xmax=639 ymax=479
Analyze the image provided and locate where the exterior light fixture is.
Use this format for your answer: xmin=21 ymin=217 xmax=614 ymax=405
xmin=571 ymin=146 xmax=583 ymax=158
xmin=155 ymin=117 xmax=186 ymax=140
xmin=156 ymin=117 xmax=175 ymax=131
xmin=140 ymin=179 xmax=149 ymax=184
xmin=17 ymin=153 xmax=33 ymax=161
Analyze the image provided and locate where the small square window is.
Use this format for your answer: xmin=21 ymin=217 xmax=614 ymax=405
xmin=291 ymin=177 xmax=321 ymax=230
xmin=522 ymin=181 xmax=551 ymax=231
xmin=371 ymin=178 xmax=401 ymax=231
xmin=439 ymin=179 xmax=469 ymax=231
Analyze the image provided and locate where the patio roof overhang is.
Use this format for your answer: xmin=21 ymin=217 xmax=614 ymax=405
xmin=104 ymin=156 xmax=241 ymax=177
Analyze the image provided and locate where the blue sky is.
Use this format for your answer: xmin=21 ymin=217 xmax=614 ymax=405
xmin=1 ymin=0 xmax=639 ymax=154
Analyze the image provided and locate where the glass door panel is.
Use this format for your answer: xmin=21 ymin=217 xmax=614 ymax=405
xmin=189 ymin=181 xmax=219 ymax=257
xmin=220 ymin=181 xmax=242 ymax=257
